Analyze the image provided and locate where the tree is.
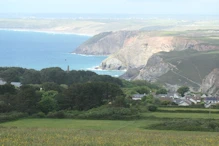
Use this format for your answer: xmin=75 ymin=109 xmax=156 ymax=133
xmin=42 ymin=82 xmax=63 ymax=92
xmin=135 ymin=86 xmax=150 ymax=94
xmin=40 ymin=67 xmax=66 ymax=84
xmin=21 ymin=69 xmax=41 ymax=84
xmin=177 ymin=86 xmax=189 ymax=97
xmin=38 ymin=96 xmax=57 ymax=114
xmin=65 ymin=82 xmax=124 ymax=110
xmin=16 ymin=85 xmax=41 ymax=114
xmin=38 ymin=90 xmax=58 ymax=114
xmin=0 ymin=67 xmax=26 ymax=83
xmin=0 ymin=84 xmax=16 ymax=95
xmin=156 ymin=88 xmax=167 ymax=95
xmin=113 ymin=96 xmax=129 ymax=107
xmin=142 ymin=94 xmax=154 ymax=104
xmin=147 ymin=104 xmax=157 ymax=112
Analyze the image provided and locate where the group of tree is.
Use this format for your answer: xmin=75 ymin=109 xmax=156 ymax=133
xmin=0 ymin=67 xmax=173 ymax=117
xmin=0 ymin=82 xmax=123 ymax=114
xmin=177 ymin=86 xmax=189 ymax=97
xmin=0 ymin=67 xmax=122 ymax=86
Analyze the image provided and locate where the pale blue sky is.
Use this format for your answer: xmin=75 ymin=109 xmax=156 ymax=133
xmin=0 ymin=0 xmax=218 ymax=15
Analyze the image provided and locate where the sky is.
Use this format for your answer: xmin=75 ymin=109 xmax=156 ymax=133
xmin=0 ymin=0 xmax=218 ymax=15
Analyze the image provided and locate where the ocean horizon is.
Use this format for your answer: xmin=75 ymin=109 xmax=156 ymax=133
xmin=0 ymin=29 xmax=125 ymax=76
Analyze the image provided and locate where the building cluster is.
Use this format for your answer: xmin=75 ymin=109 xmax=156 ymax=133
xmin=0 ymin=79 xmax=22 ymax=88
xmin=132 ymin=92 xmax=219 ymax=108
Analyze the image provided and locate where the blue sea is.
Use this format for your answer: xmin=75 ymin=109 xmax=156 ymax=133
xmin=0 ymin=30 xmax=125 ymax=76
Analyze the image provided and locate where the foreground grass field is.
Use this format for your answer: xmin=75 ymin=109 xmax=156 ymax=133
xmin=1 ymin=119 xmax=219 ymax=146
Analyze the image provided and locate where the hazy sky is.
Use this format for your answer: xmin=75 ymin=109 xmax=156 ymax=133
xmin=0 ymin=0 xmax=218 ymax=15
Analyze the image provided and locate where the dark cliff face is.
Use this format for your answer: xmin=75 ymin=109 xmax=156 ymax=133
xmin=201 ymin=68 xmax=219 ymax=96
xmin=120 ymin=54 xmax=171 ymax=81
xmin=73 ymin=31 xmax=138 ymax=55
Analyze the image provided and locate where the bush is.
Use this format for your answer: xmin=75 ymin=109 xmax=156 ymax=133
xmin=47 ymin=111 xmax=65 ymax=119
xmin=31 ymin=112 xmax=46 ymax=118
xmin=78 ymin=106 xmax=140 ymax=120
xmin=147 ymin=105 xmax=157 ymax=112
xmin=147 ymin=119 xmax=219 ymax=132
xmin=0 ymin=112 xmax=28 ymax=123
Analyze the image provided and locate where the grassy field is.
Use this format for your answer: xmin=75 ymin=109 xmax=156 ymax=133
xmin=1 ymin=118 xmax=219 ymax=146
xmin=158 ymin=107 xmax=219 ymax=112
xmin=142 ymin=112 xmax=219 ymax=119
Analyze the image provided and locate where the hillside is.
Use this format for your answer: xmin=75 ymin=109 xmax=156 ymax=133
xmin=154 ymin=50 xmax=219 ymax=85
xmin=74 ymin=30 xmax=219 ymax=93
xmin=121 ymin=50 xmax=219 ymax=93
xmin=201 ymin=68 xmax=219 ymax=95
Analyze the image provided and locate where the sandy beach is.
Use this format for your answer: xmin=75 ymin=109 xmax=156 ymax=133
xmin=0 ymin=28 xmax=94 ymax=36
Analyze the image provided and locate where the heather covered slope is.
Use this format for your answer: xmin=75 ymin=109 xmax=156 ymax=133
xmin=155 ymin=50 xmax=219 ymax=86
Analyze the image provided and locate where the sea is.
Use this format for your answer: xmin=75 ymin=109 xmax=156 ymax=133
xmin=0 ymin=29 xmax=125 ymax=77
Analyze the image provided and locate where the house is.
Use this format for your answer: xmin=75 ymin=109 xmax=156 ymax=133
xmin=167 ymin=93 xmax=175 ymax=98
xmin=201 ymin=94 xmax=207 ymax=98
xmin=0 ymin=79 xmax=22 ymax=88
xmin=156 ymin=93 xmax=176 ymax=99
xmin=11 ymin=82 xmax=22 ymax=88
xmin=174 ymin=93 xmax=181 ymax=99
xmin=0 ymin=79 xmax=6 ymax=85
xmin=193 ymin=95 xmax=202 ymax=103
xmin=174 ymin=98 xmax=191 ymax=106
xmin=204 ymin=97 xmax=219 ymax=108
xmin=185 ymin=96 xmax=197 ymax=104
xmin=159 ymin=97 xmax=174 ymax=104
xmin=131 ymin=94 xmax=146 ymax=100
xmin=156 ymin=94 xmax=168 ymax=98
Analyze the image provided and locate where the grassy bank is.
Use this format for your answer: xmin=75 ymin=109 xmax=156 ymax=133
xmin=1 ymin=119 xmax=219 ymax=146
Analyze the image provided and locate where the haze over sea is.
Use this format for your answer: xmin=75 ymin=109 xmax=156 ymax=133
xmin=0 ymin=29 xmax=125 ymax=76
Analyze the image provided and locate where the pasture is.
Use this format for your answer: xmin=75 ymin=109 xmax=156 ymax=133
xmin=1 ymin=118 xmax=219 ymax=146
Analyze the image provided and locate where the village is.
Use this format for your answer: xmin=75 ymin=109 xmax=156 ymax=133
xmin=1 ymin=77 xmax=219 ymax=109
xmin=132 ymin=91 xmax=219 ymax=108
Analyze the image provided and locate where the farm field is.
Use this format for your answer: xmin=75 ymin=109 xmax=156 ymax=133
xmin=158 ymin=107 xmax=219 ymax=112
xmin=142 ymin=112 xmax=219 ymax=119
xmin=1 ymin=118 xmax=219 ymax=146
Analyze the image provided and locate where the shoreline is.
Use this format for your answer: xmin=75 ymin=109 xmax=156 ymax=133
xmin=87 ymin=66 xmax=127 ymax=72
xmin=71 ymin=53 xmax=108 ymax=57
xmin=0 ymin=28 xmax=94 ymax=36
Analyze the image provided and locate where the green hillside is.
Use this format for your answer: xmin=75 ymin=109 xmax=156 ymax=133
xmin=157 ymin=49 xmax=219 ymax=87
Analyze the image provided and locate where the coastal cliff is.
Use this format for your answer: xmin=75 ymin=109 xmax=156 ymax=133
xmin=73 ymin=31 xmax=138 ymax=55
xmin=201 ymin=69 xmax=219 ymax=95
xmin=100 ymin=34 xmax=219 ymax=70
xmin=74 ymin=30 xmax=219 ymax=90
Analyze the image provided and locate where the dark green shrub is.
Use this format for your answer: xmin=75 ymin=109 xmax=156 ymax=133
xmin=147 ymin=119 xmax=219 ymax=132
xmin=147 ymin=105 xmax=157 ymax=112
xmin=78 ymin=107 xmax=140 ymax=120
xmin=31 ymin=112 xmax=46 ymax=118
xmin=0 ymin=112 xmax=27 ymax=123
xmin=47 ymin=111 xmax=65 ymax=119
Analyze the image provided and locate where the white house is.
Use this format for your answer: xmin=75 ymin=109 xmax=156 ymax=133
xmin=0 ymin=79 xmax=22 ymax=87
xmin=131 ymin=94 xmax=146 ymax=100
